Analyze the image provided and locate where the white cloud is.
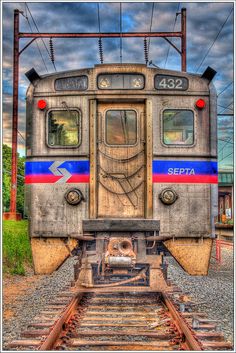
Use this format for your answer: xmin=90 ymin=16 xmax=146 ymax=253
xmin=2 ymin=2 xmax=234 ymax=168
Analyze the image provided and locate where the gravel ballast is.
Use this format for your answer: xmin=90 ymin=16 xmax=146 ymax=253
xmin=3 ymin=256 xmax=77 ymax=350
xmin=3 ymin=244 xmax=234 ymax=350
xmin=166 ymin=245 xmax=234 ymax=344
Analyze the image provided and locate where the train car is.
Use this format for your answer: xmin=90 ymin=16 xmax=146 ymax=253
xmin=25 ymin=63 xmax=218 ymax=291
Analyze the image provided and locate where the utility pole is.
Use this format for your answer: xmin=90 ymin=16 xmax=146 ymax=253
xmin=3 ymin=8 xmax=187 ymax=221
xmin=181 ymin=8 xmax=187 ymax=72
xmin=3 ymin=9 xmax=21 ymax=220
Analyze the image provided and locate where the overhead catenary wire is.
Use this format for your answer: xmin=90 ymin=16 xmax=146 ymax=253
xmin=23 ymin=6 xmax=48 ymax=72
xmin=25 ymin=3 xmax=57 ymax=71
xmin=17 ymin=130 xmax=26 ymax=142
xmin=195 ymin=7 xmax=233 ymax=73
xmin=146 ymin=3 xmax=155 ymax=64
xmin=97 ymin=4 xmax=104 ymax=64
xmin=218 ymin=136 xmax=233 ymax=154
xmin=218 ymin=138 xmax=233 ymax=145
xmin=119 ymin=3 xmax=122 ymax=63
xmin=217 ymin=103 xmax=234 ymax=111
xmin=164 ymin=3 xmax=180 ymax=68
xmin=217 ymin=81 xmax=233 ymax=97
xmin=25 ymin=3 xmax=52 ymax=61
xmin=219 ymin=101 xmax=234 ymax=114
xmin=218 ymin=150 xmax=233 ymax=163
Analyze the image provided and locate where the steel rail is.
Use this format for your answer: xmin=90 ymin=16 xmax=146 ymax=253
xmin=38 ymin=293 xmax=83 ymax=351
xmin=162 ymin=293 xmax=203 ymax=351
xmin=8 ymin=287 xmax=232 ymax=350
xmin=39 ymin=291 xmax=204 ymax=350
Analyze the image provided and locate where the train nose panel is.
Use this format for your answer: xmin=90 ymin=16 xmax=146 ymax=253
xmin=82 ymin=219 xmax=160 ymax=232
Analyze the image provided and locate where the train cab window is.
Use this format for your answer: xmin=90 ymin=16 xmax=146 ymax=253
xmin=47 ymin=110 xmax=80 ymax=147
xmin=163 ymin=109 xmax=194 ymax=145
xmin=105 ymin=110 xmax=137 ymax=145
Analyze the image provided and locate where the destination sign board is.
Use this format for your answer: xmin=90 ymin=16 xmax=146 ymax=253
xmin=55 ymin=76 xmax=88 ymax=91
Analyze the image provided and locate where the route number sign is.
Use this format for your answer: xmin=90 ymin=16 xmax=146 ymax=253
xmin=155 ymin=75 xmax=188 ymax=90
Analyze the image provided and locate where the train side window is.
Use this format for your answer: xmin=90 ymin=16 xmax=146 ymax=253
xmin=105 ymin=110 xmax=137 ymax=145
xmin=163 ymin=109 xmax=194 ymax=145
xmin=47 ymin=110 xmax=80 ymax=147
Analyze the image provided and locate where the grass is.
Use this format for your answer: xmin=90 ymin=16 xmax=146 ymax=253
xmin=3 ymin=220 xmax=32 ymax=275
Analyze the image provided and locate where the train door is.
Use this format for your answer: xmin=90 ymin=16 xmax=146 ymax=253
xmin=97 ymin=103 xmax=145 ymax=218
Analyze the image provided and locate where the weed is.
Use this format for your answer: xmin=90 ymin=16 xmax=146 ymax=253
xmin=3 ymin=220 xmax=32 ymax=275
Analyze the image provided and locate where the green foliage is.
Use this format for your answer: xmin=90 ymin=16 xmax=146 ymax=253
xmin=3 ymin=144 xmax=25 ymax=215
xmin=3 ymin=220 xmax=32 ymax=275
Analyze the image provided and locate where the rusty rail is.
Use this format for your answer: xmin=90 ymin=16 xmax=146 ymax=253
xmin=8 ymin=287 xmax=232 ymax=351
xmin=39 ymin=293 xmax=83 ymax=351
xmin=162 ymin=293 xmax=203 ymax=351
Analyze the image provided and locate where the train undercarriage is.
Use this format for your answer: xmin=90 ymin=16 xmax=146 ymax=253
xmin=31 ymin=219 xmax=213 ymax=291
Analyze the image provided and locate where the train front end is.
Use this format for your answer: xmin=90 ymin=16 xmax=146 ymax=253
xmin=25 ymin=64 xmax=218 ymax=290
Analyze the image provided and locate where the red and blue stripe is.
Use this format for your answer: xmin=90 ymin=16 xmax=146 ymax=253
xmin=25 ymin=160 xmax=218 ymax=184
xmin=25 ymin=161 xmax=90 ymax=184
xmin=153 ymin=160 xmax=218 ymax=184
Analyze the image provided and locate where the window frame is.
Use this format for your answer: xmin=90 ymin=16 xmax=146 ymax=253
xmin=104 ymin=108 xmax=139 ymax=147
xmin=97 ymin=73 xmax=145 ymax=90
xmin=46 ymin=108 xmax=82 ymax=149
xmin=161 ymin=108 xmax=195 ymax=148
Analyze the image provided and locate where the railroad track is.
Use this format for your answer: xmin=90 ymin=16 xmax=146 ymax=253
xmin=8 ymin=283 xmax=232 ymax=351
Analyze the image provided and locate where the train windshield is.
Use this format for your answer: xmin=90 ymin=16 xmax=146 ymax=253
xmin=163 ymin=109 xmax=194 ymax=145
xmin=47 ymin=110 xmax=80 ymax=147
xmin=105 ymin=110 xmax=137 ymax=145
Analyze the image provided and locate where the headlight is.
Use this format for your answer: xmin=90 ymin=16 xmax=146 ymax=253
xmin=65 ymin=188 xmax=84 ymax=205
xmin=159 ymin=188 xmax=178 ymax=205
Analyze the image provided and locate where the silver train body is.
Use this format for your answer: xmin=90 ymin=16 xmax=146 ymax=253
xmin=25 ymin=64 xmax=218 ymax=289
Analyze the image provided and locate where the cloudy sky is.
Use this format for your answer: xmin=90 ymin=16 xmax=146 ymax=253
xmin=2 ymin=1 xmax=234 ymax=169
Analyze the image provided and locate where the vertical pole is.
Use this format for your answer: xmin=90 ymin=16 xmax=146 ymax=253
xmin=215 ymin=239 xmax=219 ymax=263
xmin=10 ymin=9 xmax=20 ymax=215
xmin=181 ymin=8 xmax=186 ymax=72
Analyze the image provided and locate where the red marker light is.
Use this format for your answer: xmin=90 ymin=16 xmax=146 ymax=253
xmin=195 ymin=99 xmax=206 ymax=109
xmin=37 ymin=99 xmax=47 ymax=110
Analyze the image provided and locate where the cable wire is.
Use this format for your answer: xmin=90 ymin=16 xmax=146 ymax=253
xmin=24 ymin=9 xmax=49 ymax=72
xmin=217 ymin=81 xmax=233 ymax=97
xmin=25 ymin=3 xmax=57 ymax=71
xmin=97 ymin=3 xmax=101 ymax=33
xmin=119 ymin=3 xmax=122 ymax=63
xmin=17 ymin=130 xmax=26 ymax=142
xmin=219 ymin=101 xmax=234 ymax=114
xmin=218 ymin=138 xmax=233 ymax=144
xmin=164 ymin=3 xmax=180 ymax=68
xmin=97 ymin=3 xmax=104 ymax=64
xmin=218 ymin=150 xmax=233 ymax=163
xmin=218 ymin=136 xmax=233 ymax=154
xmin=146 ymin=3 xmax=155 ymax=64
xmin=217 ymin=103 xmax=234 ymax=111
xmin=195 ymin=7 xmax=233 ymax=73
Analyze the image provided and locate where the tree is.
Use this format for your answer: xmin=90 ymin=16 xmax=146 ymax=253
xmin=3 ymin=144 xmax=25 ymax=215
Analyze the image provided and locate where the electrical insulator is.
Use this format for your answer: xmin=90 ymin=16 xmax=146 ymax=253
xmin=98 ymin=38 xmax=104 ymax=64
xmin=49 ymin=38 xmax=55 ymax=64
xmin=144 ymin=37 xmax=148 ymax=65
